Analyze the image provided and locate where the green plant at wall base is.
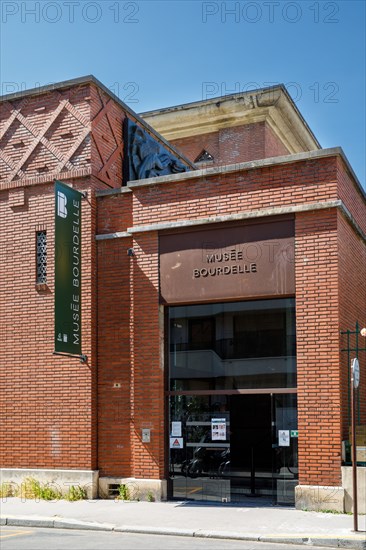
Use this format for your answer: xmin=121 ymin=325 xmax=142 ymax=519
xmin=66 ymin=485 xmax=87 ymax=501
xmin=117 ymin=484 xmax=130 ymax=501
xmin=146 ymin=491 xmax=155 ymax=502
xmin=0 ymin=478 xmax=88 ymax=501
xmin=19 ymin=478 xmax=62 ymax=500
xmin=0 ymin=483 xmax=16 ymax=497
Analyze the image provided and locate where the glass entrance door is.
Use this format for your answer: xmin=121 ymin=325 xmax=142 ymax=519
xmin=168 ymin=393 xmax=298 ymax=504
xmin=169 ymin=397 xmax=231 ymax=502
xmin=228 ymin=394 xmax=273 ymax=501
xmin=272 ymin=394 xmax=298 ymax=505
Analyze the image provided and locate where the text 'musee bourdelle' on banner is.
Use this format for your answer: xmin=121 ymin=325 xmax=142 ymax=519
xmin=54 ymin=181 xmax=82 ymax=356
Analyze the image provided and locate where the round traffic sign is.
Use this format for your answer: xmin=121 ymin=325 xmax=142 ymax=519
xmin=351 ymin=358 xmax=360 ymax=389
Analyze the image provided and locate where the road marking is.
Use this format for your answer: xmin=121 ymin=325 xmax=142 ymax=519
xmin=0 ymin=530 xmax=34 ymax=539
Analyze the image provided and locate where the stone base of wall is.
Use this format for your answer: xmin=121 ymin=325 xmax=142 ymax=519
xmin=342 ymin=466 xmax=366 ymax=513
xmin=295 ymin=484 xmax=345 ymax=512
xmin=0 ymin=468 xmax=99 ymax=499
xmin=99 ymin=477 xmax=167 ymax=502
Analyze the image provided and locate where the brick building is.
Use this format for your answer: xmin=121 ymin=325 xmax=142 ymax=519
xmin=0 ymin=76 xmax=365 ymax=511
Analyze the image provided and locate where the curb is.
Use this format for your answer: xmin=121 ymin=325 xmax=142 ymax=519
xmin=1 ymin=516 xmax=365 ymax=549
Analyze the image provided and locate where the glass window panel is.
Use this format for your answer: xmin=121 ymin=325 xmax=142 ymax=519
xmin=169 ymin=298 xmax=296 ymax=390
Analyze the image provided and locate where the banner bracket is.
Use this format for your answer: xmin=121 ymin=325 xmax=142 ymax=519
xmin=53 ymin=352 xmax=88 ymax=363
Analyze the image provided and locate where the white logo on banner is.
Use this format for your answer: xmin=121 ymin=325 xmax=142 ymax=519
xmin=57 ymin=191 xmax=67 ymax=218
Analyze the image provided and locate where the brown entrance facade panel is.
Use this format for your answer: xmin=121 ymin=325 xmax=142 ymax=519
xmin=160 ymin=219 xmax=295 ymax=304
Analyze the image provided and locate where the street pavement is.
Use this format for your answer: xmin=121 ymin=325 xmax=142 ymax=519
xmin=1 ymin=498 xmax=366 ymax=549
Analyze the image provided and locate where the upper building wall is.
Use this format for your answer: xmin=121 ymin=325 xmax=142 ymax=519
xmin=167 ymin=121 xmax=289 ymax=167
xmin=141 ymin=86 xmax=321 ymax=167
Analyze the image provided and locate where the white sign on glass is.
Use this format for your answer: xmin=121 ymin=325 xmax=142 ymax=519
xmin=211 ymin=418 xmax=226 ymax=441
xmin=171 ymin=421 xmax=182 ymax=437
xmin=278 ymin=430 xmax=290 ymax=447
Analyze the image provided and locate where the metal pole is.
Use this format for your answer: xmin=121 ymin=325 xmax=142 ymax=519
xmin=350 ymin=367 xmax=358 ymax=532
xmin=347 ymin=331 xmax=351 ymax=425
xmin=355 ymin=322 xmax=360 ymax=423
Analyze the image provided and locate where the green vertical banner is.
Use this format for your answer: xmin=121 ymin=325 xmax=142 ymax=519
xmin=54 ymin=181 xmax=83 ymax=355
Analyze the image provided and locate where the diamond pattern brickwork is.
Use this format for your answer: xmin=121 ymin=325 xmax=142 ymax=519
xmin=0 ymin=85 xmax=92 ymax=186
xmin=0 ymin=82 xmax=125 ymax=189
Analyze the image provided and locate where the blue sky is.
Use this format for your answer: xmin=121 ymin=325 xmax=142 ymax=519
xmin=1 ymin=0 xmax=365 ymax=187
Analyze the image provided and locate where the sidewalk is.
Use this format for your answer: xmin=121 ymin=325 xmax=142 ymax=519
xmin=1 ymin=498 xmax=366 ymax=549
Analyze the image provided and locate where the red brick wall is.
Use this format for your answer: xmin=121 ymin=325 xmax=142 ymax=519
xmin=338 ymin=211 xmax=366 ymax=436
xmin=0 ymin=79 xmax=130 ymax=472
xmin=130 ymin=157 xmax=338 ymax=229
xmin=97 ymin=236 xmax=132 ymax=476
xmin=170 ymin=130 xmax=220 ymax=165
xmin=169 ymin=121 xmax=289 ymax=167
xmin=97 ymin=190 xmax=132 ymax=235
xmin=265 ymin=123 xmax=290 ymax=158
xmin=129 ymin=232 xmax=164 ymax=478
xmin=337 ymin=159 xmax=366 ymax=439
xmin=337 ymin=158 xmax=366 ymax=235
xmin=90 ymin=84 xmax=125 ymax=189
xmin=97 ymin=228 xmax=165 ymax=479
xmin=295 ymin=209 xmax=342 ymax=487
xmin=0 ymin=177 xmax=97 ymax=470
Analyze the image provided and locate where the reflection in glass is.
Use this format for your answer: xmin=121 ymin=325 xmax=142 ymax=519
xmin=169 ymin=298 xmax=296 ymax=390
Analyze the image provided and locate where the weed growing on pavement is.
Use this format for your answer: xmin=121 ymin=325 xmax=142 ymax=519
xmin=65 ymin=485 xmax=87 ymax=501
xmin=19 ymin=477 xmax=62 ymax=500
xmin=146 ymin=490 xmax=155 ymax=502
xmin=0 ymin=482 xmax=16 ymax=497
xmin=117 ymin=483 xmax=130 ymax=501
xmin=0 ymin=478 xmax=87 ymax=501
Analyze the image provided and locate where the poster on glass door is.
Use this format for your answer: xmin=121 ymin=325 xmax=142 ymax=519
xmin=278 ymin=430 xmax=290 ymax=446
xmin=211 ymin=418 xmax=226 ymax=441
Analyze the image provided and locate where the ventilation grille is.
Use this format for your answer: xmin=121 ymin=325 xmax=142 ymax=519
xmin=36 ymin=231 xmax=47 ymax=283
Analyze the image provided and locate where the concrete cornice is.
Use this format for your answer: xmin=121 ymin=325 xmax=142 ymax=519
xmin=141 ymin=86 xmax=321 ymax=153
xmin=96 ymin=147 xmax=365 ymax=204
xmin=127 ymin=200 xmax=343 ymax=235
xmin=95 ymin=200 xmax=366 ymax=245
xmin=123 ymin=147 xmax=344 ymax=187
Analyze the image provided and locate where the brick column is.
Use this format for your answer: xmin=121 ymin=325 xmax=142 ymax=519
xmin=130 ymin=231 xmax=165 ymax=481
xmin=295 ymin=209 xmax=343 ymax=511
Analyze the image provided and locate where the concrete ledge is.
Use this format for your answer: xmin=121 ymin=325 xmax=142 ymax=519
xmin=0 ymin=468 xmax=99 ymax=499
xmin=98 ymin=477 xmax=167 ymax=502
xmin=6 ymin=516 xmax=55 ymax=528
xmin=195 ymin=530 xmax=259 ymax=540
xmin=295 ymin=485 xmax=345 ymax=512
xmin=309 ymin=538 xmax=366 ymax=550
xmin=260 ymin=537 xmax=310 ymax=545
xmin=342 ymin=466 xmax=366 ymax=513
xmin=53 ymin=519 xmax=114 ymax=531
xmin=115 ymin=525 xmax=194 ymax=537
xmin=259 ymin=536 xmax=366 ymax=549
xmin=96 ymin=231 xmax=131 ymax=240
